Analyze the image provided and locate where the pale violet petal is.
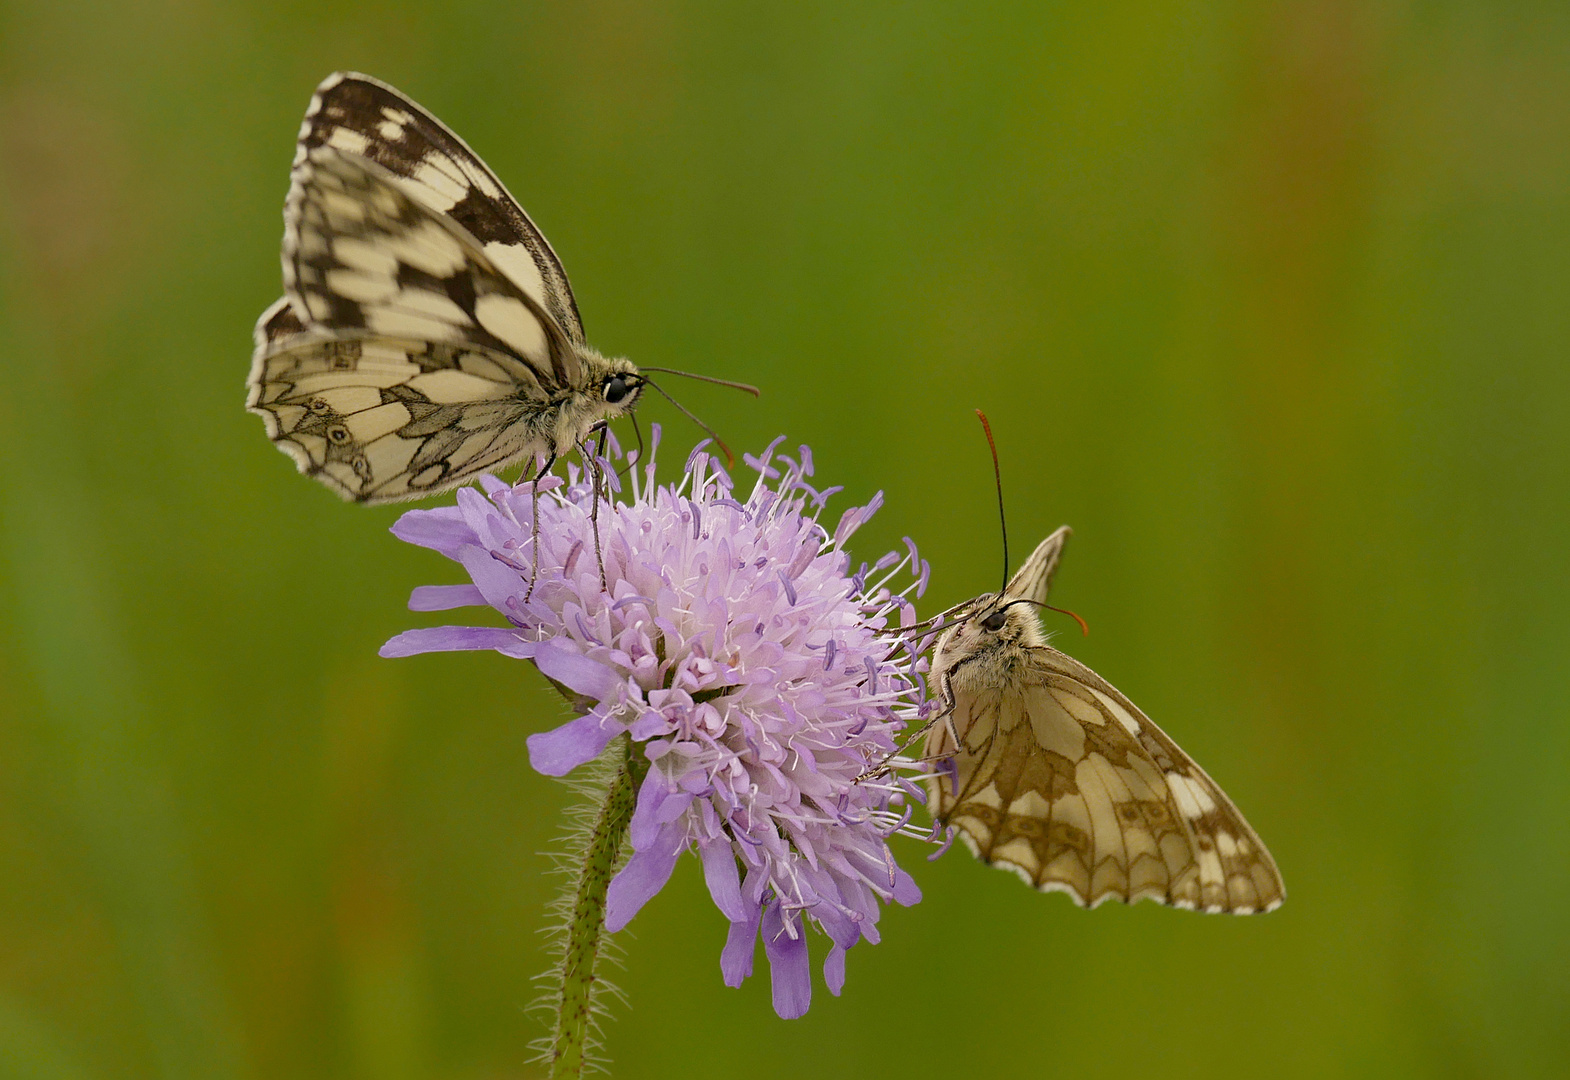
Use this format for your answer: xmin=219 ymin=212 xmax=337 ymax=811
xmin=456 ymin=543 xmax=526 ymax=613
xmin=379 ymin=626 xmax=528 ymax=658
xmin=407 ymin=584 xmax=486 ymax=611
xmin=892 ymin=866 xmax=922 ymax=906
xmin=390 ymin=507 xmax=473 ymax=557
xmin=721 ymin=906 xmax=760 ymax=987
xmin=604 ymin=825 xmax=685 ymax=932
xmin=628 ymin=771 xmax=671 ymax=850
xmin=762 ymin=904 xmax=811 ymax=1019
xmin=823 ymin=944 xmax=847 ymax=996
xmin=526 ymin=713 xmax=627 ymax=777
xmin=533 ymin=639 xmax=622 ymax=700
xmin=699 ymin=838 xmax=746 ymax=922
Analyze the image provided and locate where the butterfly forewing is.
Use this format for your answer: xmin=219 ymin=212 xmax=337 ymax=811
xmin=283 ymin=144 xmax=571 ymax=379
xmin=295 ymin=71 xmax=585 ymax=344
xmin=1004 ymin=524 xmax=1069 ymax=605
xmin=925 ymin=531 xmax=1284 ymax=914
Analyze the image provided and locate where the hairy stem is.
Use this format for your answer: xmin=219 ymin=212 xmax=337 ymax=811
xmin=549 ymin=734 xmax=641 ymax=1078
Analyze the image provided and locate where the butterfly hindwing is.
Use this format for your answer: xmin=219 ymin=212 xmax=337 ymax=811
xmin=929 ymin=651 xmax=1283 ymax=913
xmin=248 ymin=297 xmax=551 ymax=501
xmin=295 ymin=71 xmax=586 ymax=346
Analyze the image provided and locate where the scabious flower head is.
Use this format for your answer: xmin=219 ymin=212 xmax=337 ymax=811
xmin=382 ymin=430 xmax=932 ymax=1017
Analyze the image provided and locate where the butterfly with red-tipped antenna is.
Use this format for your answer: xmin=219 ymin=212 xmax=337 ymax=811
xmin=918 ymin=411 xmax=1285 ymax=913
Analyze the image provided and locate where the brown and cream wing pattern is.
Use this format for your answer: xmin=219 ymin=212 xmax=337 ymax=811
xmin=926 ymin=649 xmax=1284 ymax=914
xmin=247 ymin=147 xmax=569 ymax=502
xmin=295 ymin=71 xmax=587 ymax=346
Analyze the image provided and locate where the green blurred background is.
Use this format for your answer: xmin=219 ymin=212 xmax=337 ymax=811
xmin=3 ymin=2 xmax=1567 ymax=1077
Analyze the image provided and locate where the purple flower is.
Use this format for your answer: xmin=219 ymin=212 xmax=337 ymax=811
xmin=382 ymin=430 xmax=931 ymax=1017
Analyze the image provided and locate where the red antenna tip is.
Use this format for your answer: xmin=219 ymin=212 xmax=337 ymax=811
xmin=1043 ymin=603 xmax=1090 ymax=637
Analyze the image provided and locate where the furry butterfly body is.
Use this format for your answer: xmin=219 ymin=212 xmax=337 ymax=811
xmin=925 ymin=527 xmax=1285 ymax=914
xmin=247 ymin=72 xmax=643 ymax=502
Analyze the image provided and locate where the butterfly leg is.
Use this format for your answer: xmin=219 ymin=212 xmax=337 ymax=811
xmin=584 ymin=425 xmax=611 ymax=594
xmin=523 ymin=450 xmax=557 ymax=603
xmin=865 ymin=669 xmax=971 ymax=780
xmin=856 ymin=678 xmax=960 ymax=782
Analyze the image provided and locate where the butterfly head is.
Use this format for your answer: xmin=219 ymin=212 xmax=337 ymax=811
xmin=933 ymin=592 xmax=1048 ymax=680
xmin=582 ymin=353 xmax=646 ymax=426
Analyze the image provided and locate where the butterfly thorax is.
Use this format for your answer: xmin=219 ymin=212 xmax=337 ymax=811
xmin=548 ymin=347 xmax=643 ymax=456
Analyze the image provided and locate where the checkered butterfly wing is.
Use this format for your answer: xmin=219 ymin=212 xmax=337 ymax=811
xmin=247 ymin=73 xmax=624 ymax=502
xmin=925 ymin=531 xmax=1285 ymax=913
xmin=285 ymin=71 xmax=585 ymax=344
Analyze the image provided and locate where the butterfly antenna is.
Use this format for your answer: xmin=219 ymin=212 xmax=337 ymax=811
xmin=641 ymin=367 xmax=761 ymax=397
xmin=644 ymin=378 xmax=738 ymax=467
xmin=1006 ymin=598 xmax=1090 ymax=637
xmin=1045 ymin=602 xmax=1091 ymax=636
xmin=975 ymin=410 xmax=1009 ymax=595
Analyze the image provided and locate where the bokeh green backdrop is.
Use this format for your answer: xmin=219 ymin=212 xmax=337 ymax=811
xmin=3 ymin=2 xmax=1567 ymax=1077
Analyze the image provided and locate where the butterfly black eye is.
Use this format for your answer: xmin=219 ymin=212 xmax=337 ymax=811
xmin=327 ymin=424 xmax=352 ymax=445
xmin=980 ymin=608 xmax=1009 ymax=633
xmin=602 ymin=375 xmax=632 ymax=404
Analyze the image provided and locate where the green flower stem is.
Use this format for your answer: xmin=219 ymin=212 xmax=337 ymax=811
xmin=550 ymin=734 xmax=644 ymax=1078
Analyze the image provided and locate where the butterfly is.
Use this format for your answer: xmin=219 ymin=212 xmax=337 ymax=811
xmin=247 ymin=72 xmax=735 ymax=503
xmin=921 ymin=418 xmax=1285 ymax=913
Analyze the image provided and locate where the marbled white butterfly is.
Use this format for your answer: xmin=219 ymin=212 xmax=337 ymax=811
xmin=247 ymin=72 xmax=742 ymax=502
xmin=923 ymin=414 xmax=1285 ymax=912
